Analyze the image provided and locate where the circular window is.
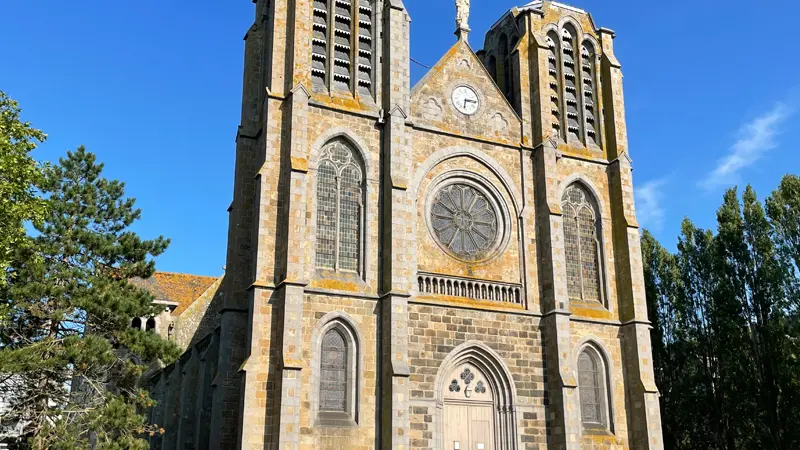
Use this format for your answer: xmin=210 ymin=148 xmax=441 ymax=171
xmin=428 ymin=180 xmax=506 ymax=262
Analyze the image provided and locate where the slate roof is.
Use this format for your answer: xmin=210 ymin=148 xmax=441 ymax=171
xmin=132 ymin=272 xmax=220 ymax=316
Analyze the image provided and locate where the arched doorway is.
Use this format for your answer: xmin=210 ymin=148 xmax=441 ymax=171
xmin=435 ymin=342 xmax=518 ymax=450
xmin=443 ymin=363 xmax=496 ymax=450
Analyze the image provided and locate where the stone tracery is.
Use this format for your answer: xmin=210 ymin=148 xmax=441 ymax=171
xmin=430 ymin=183 xmax=499 ymax=262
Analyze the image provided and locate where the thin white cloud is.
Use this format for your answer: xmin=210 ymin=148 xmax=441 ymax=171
xmin=701 ymin=103 xmax=792 ymax=189
xmin=635 ymin=178 xmax=668 ymax=232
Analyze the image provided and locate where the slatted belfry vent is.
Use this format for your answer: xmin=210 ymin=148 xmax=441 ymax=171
xmin=582 ymin=41 xmax=599 ymax=145
xmin=332 ymin=0 xmax=353 ymax=91
xmin=356 ymin=0 xmax=373 ymax=95
xmin=561 ymin=25 xmax=583 ymax=142
xmin=546 ymin=32 xmax=562 ymax=140
xmin=312 ymin=0 xmax=330 ymax=87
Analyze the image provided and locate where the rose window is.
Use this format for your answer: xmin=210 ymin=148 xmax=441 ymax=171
xmin=430 ymin=183 xmax=500 ymax=261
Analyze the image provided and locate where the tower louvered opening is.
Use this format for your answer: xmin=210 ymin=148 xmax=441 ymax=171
xmin=546 ymin=31 xmax=563 ymax=140
xmin=581 ymin=41 xmax=599 ymax=145
xmin=356 ymin=0 xmax=373 ymax=95
xmin=311 ymin=0 xmax=375 ymax=97
xmin=332 ymin=0 xmax=353 ymax=91
xmin=312 ymin=0 xmax=330 ymax=87
xmin=561 ymin=25 xmax=584 ymax=142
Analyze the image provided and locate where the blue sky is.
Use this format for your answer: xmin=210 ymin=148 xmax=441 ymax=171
xmin=1 ymin=0 xmax=798 ymax=276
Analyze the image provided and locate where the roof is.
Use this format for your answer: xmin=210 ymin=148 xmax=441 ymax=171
xmin=488 ymin=1 xmax=587 ymax=33
xmin=520 ymin=1 xmax=587 ymax=14
xmin=132 ymin=272 xmax=221 ymax=316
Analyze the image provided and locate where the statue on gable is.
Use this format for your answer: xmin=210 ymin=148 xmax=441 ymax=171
xmin=456 ymin=0 xmax=470 ymax=32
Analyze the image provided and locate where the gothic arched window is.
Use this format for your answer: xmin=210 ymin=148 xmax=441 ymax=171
xmin=145 ymin=317 xmax=156 ymax=332
xmin=131 ymin=317 xmax=142 ymax=330
xmin=316 ymin=320 xmax=359 ymax=425
xmin=578 ymin=346 xmax=610 ymax=428
xmin=316 ymin=139 xmax=364 ymax=273
xmin=320 ymin=328 xmax=348 ymax=413
xmin=310 ymin=0 xmax=375 ymax=96
xmin=562 ymin=183 xmax=603 ymax=303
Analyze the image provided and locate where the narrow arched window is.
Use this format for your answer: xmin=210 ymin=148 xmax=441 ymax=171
xmin=562 ymin=183 xmax=603 ymax=303
xmin=561 ymin=24 xmax=584 ymax=142
xmin=146 ymin=317 xmax=156 ymax=332
xmin=316 ymin=139 xmax=364 ymax=273
xmin=547 ymin=31 xmax=563 ymax=140
xmin=131 ymin=317 xmax=142 ymax=330
xmin=581 ymin=41 xmax=600 ymax=146
xmin=578 ymin=346 xmax=610 ymax=428
xmin=320 ymin=328 xmax=348 ymax=413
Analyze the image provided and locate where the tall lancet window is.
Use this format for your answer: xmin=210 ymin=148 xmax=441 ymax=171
xmin=561 ymin=25 xmax=584 ymax=142
xmin=562 ymin=183 xmax=603 ymax=303
xmin=311 ymin=0 xmax=375 ymax=97
xmin=316 ymin=139 xmax=364 ymax=273
xmin=320 ymin=328 xmax=349 ymax=413
xmin=578 ymin=346 xmax=610 ymax=429
xmin=581 ymin=41 xmax=600 ymax=146
xmin=547 ymin=31 xmax=563 ymax=140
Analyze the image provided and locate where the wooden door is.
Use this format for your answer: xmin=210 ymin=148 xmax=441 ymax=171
xmin=443 ymin=364 xmax=495 ymax=450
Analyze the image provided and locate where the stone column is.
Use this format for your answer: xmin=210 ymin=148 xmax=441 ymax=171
xmin=600 ymin=27 xmax=663 ymax=450
xmin=380 ymin=1 xmax=413 ymax=448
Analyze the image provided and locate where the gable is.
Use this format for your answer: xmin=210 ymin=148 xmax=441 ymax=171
xmin=411 ymin=40 xmax=522 ymax=146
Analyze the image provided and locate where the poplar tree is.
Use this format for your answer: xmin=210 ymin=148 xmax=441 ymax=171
xmin=643 ymin=179 xmax=800 ymax=450
xmin=0 ymin=147 xmax=180 ymax=450
xmin=0 ymin=91 xmax=47 ymax=283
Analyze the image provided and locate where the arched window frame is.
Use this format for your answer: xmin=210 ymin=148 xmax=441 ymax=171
xmin=131 ymin=317 xmax=142 ymax=330
xmin=561 ymin=182 xmax=607 ymax=306
xmin=312 ymin=315 xmax=361 ymax=427
xmin=576 ymin=343 xmax=614 ymax=432
xmin=315 ymin=139 xmax=366 ymax=275
xmin=145 ymin=317 xmax=157 ymax=332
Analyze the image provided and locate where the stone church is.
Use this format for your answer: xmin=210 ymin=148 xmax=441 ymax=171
xmin=144 ymin=1 xmax=664 ymax=449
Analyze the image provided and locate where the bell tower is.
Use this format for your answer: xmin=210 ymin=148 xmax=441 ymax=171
xmin=481 ymin=2 xmax=664 ymax=449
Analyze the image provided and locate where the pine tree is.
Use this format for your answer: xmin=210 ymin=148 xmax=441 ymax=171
xmin=0 ymin=148 xmax=181 ymax=450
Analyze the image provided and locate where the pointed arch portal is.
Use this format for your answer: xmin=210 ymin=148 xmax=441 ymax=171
xmin=435 ymin=342 xmax=518 ymax=450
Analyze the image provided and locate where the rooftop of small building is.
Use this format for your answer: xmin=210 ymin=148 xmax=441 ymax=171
xmin=131 ymin=272 xmax=221 ymax=316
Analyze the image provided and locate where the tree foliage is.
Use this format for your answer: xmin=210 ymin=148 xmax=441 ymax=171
xmin=0 ymin=91 xmax=48 ymax=283
xmin=644 ymin=175 xmax=800 ymax=450
xmin=0 ymin=148 xmax=180 ymax=449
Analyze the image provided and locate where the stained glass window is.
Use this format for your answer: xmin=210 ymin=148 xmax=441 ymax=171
xmin=315 ymin=140 xmax=363 ymax=273
xmin=578 ymin=348 xmax=607 ymax=427
xmin=430 ymin=184 xmax=499 ymax=262
xmin=320 ymin=329 xmax=348 ymax=412
xmin=562 ymin=184 xmax=602 ymax=303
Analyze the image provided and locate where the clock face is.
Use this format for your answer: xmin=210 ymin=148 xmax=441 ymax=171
xmin=452 ymin=85 xmax=480 ymax=116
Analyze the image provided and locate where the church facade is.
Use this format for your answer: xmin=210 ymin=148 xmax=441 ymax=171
xmin=146 ymin=1 xmax=664 ymax=449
